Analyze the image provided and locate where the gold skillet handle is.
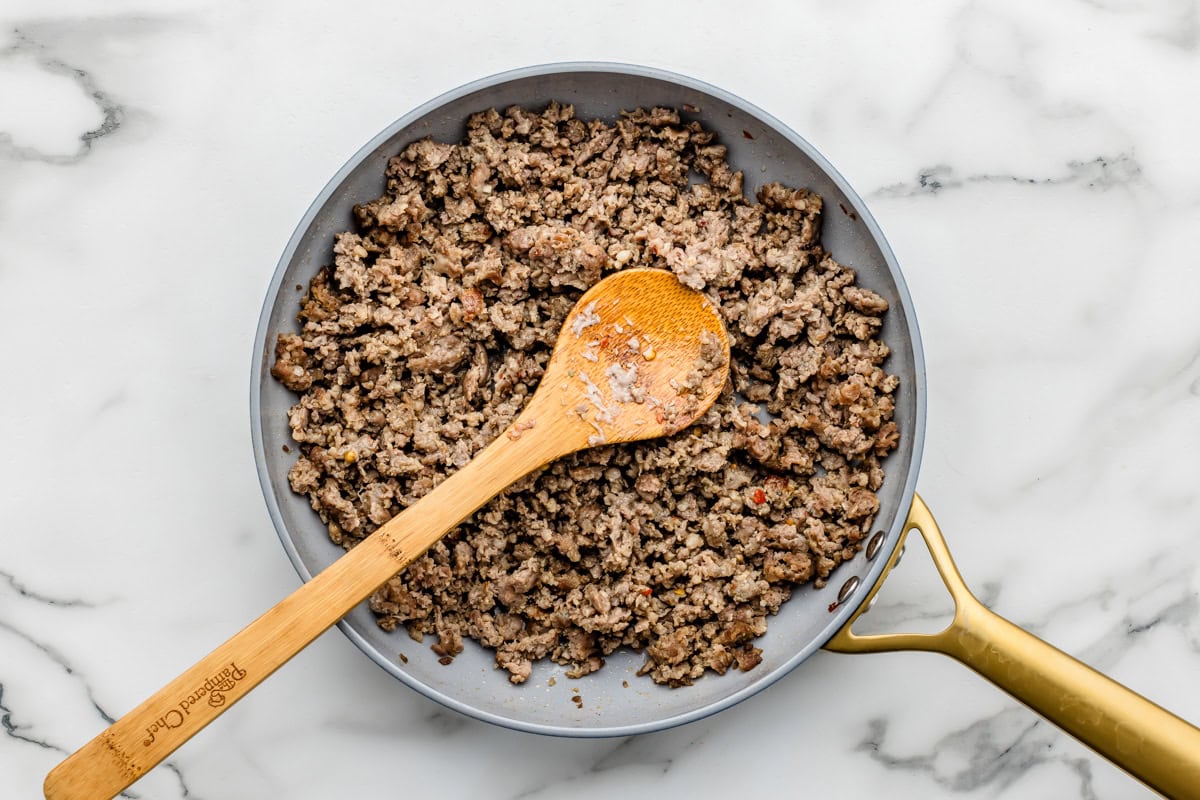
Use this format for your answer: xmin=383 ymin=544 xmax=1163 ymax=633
xmin=826 ymin=494 xmax=1200 ymax=799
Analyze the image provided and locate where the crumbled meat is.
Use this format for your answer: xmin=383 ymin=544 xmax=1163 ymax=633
xmin=274 ymin=103 xmax=899 ymax=687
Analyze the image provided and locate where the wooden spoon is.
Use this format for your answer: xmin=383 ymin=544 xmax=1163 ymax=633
xmin=44 ymin=267 xmax=731 ymax=800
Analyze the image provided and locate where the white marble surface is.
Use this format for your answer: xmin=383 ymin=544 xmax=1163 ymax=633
xmin=3 ymin=1 xmax=1200 ymax=798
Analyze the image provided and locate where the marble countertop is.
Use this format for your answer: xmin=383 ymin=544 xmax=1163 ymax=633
xmin=4 ymin=2 xmax=1199 ymax=798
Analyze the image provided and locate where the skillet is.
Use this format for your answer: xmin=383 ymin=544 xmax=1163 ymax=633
xmin=250 ymin=63 xmax=1200 ymax=796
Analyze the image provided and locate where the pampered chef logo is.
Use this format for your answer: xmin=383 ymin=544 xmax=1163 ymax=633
xmin=142 ymin=662 xmax=247 ymax=746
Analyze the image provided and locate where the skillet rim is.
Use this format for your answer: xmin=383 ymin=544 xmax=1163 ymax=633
xmin=249 ymin=60 xmax=927 ymax=737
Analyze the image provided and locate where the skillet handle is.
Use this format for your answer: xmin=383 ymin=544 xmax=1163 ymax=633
xmin=825 ymin=494 xmax=1200 ymax=798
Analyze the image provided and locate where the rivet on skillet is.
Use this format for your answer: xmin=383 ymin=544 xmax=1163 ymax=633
xmin=837 ymin=576 xmax=861 ymax=606
xmin=865 ymin=531 xmax=885 ymax=560
xmin=862 ymin=593 xmax=879 ymax=614
xmin=893 ymin=544 xmax=906 ymax=567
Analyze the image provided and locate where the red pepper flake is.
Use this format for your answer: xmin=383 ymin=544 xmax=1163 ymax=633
xmin=600 ymin=336 xmax=610 ymax=347
xmin=752 ymin=488 xmax=767 ymax=505
xmin=640 ymin=588 xmax=653 ymax=596
xmin=827 ymin=602 xmax=839 ymax=613
xmin=654 ymin=408 xmax=665 ymax=424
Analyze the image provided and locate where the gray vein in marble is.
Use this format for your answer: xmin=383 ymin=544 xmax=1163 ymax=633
xmin=422 ymin=707 xmax=469 ymax=736
xmin=1007 ymin=338 xmax=1200 ymax=495
xmin=0 ymin=680 xmax=64 ymax=752
xmin=901 ymin=2 xmax=1045 ymax=136
xmin=591 ymin=731 xmax=682 ymax=773
xmin=509 ymin=734 xmax=676 ymax=799
xmin=0 ymin=28 xmax=123 ymax=164
xmin=858 ymin=712 xmax=1098 ymax=799
xmin=160 ymin=763 xmax=197 ymax=800
xmin=1076 ymin=576 xmax=1200 ymax=665
xmin=0 ymin=618 xmax=118 ymax=768
xmin=96 ymin=389 xmax=129 ymax=417
xmin=890 ymin=2 xmax=1146 ymax=205
xmin=853 ymin=549 xmax=1196 ymax=795
xmin=1 ymin=618 xmax=96 ymax=697
xmin=971 ymin=552 xmax=1198 ymax=669
xmin=0 ymin=567 xmax=107 ymax=608
xmin=0 ymin=619 xmax=195 ymax=799
xmin=860 ymin=580 xmax=1001 ymax=633
xmin=872 ymin=154 xmax=1142 ymax=199
xmin=1151 ymin=0 xmax=1200 ymax=50
xmin=1077 ymin=0 xmax=1200 ymax=50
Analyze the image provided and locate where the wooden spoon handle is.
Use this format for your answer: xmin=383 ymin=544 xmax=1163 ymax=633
xmin=44 ymin=419 xmax=568 ymax=800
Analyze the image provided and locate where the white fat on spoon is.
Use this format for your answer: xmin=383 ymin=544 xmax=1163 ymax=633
xmin=44 ymin=267 xmax=731 ymax=800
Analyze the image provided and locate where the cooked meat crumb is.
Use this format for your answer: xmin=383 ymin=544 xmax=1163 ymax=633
xmin=273 ymin=103 xmax=899 ymax=687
